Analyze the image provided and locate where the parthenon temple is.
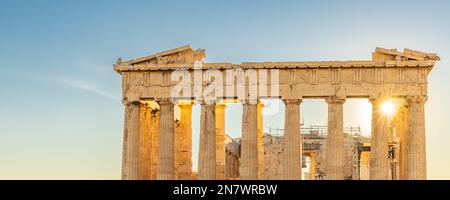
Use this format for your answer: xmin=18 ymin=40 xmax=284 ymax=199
xmin=114 ymin=45 xmax=439 ymax=180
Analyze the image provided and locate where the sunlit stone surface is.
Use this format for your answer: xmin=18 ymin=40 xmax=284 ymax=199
xmin=115 ymin=46 xmax=438 ymax=180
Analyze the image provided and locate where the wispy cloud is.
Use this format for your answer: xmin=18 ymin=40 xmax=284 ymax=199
xmin=56 ymin=77 xmax=119 ymax=100
xmin=25 ymin=72 xmax=120 ymax=100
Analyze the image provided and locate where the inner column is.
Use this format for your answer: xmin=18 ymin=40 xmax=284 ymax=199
xmin=140 ymin=103 xmax=151 ymax=180
xmin=149 ymin=109 xmax=160 ymax=180
xmin=310 ymin=152 xmax=317 ymax=180
xmin=240 ymin=101 xmax=259 ymax=180
xmin=215 ymin=103 xmax=226 ymax=180
xmin=257 ymin=102 xmax=265 ymax=180
xmin=157 ymin=98 xmax=175 ymax=180
xmin=325 ymin=96 xmax=345 ymax=180
xmin=369 ymin=98 xmax=390 ymax=180
xmin=198 ymin=101 xmax=216 ymax=180
xmin=282 ymin=99 xmax=302 ymax=180
xmin=177 ymin=102 xmax=193 ymax=180
xmin=393 ymin=102 xmax=408 ymax=180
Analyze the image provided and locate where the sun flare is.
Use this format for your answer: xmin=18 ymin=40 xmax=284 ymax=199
xmin=381 ymin=100 xmax=395 ymax=116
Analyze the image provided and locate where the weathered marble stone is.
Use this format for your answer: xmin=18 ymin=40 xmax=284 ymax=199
xmin=115 ymin=46 xmax=438 ymax=180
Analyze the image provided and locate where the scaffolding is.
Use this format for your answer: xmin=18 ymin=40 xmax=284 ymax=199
xmin=267 ymin=124 xmax=362 ymax=136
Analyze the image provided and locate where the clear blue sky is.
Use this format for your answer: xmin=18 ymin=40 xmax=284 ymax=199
xmin=1 ymin=0 xmax=449 ymax=179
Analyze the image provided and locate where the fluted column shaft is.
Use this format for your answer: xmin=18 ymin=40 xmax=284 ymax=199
xmin=177 ymin=103 xmax=193 ymax=180
xmin=140 ymin=103 xmax=151 ymax=180
xmin=325 ymin=96 xmax=345 ymax=180
xmin=240 ymin=102 xmax=259 ymax=180
xmin=157 ymin=99 xmax=175 ymax=180
xmin=310 ymin=152 xmax=317 ymax=180
xmin=282 ymin=99 xmax=302 ymax=180
xmin=198 ymin=102 xmax=216 ymax=180
xmin=370 ymin=99 xmax=390 ymax=180
xmin=392 ymin=104 xmax=408 ymax=180
xmin=407 ymin=96 xmax=427 ymax=180
xmin=257 ymin=103 xmax=265 ymax=180
xmin=121 ymin=101 xmax=141 ymax=180
xmin=215 ymin=103 xmax=226 ymax=180
xmin=149 ymin=109 xmax=159 ymax=180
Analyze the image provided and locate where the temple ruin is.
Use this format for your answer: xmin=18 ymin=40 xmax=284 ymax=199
xmin=114 ymin=45 xmax=439 ymax=180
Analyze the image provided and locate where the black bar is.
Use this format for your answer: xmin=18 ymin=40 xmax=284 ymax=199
xmin=0 ymin=180 xmax=448 ymax=199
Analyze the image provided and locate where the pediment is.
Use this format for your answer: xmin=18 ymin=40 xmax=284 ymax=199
xmin=123 ymin=45 xmax=206 ymax=65
xmin=373 ymin=47 xmax=440 ymax=61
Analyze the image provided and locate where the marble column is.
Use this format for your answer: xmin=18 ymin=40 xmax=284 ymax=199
xmin=356 ymin=151 xmax=362 ymax=180
xmin=215 ymin=103 xmax=226 ymax=180
xmin=393 ymin=103 xmax=408 ymax=180
xmin=149 ymin=109 xmax=160 ymax=180
xmin=121 ymin=101 xmax=141 ymax=180
xmin=310 ymin=152 xmax=317 ymax=180
xmin=240 ymin=102 xmax=259 ymax=180
xmin=325 ymin=96 xmax=345 ymax=180
xmin=140 ymin=103 xmax=151 ymax=180
xmin=407 ymin=96 xmax=427 ymax=180
xmin=198 ymin=101 xmax=216 ymax=180
xmin=282 ymin=99 xmax=302 ymax=180
xmin=178 ymin=103 xmax=193 ymax=180
xmin=370 ymin=99 xmax=390 ymax=180
xmin=257 ymin=102 xmax=265 ymax=180
xmin=174 ymin=120 xmax=181 ymax=178
xmin=157 ymin=99 xmax=175 ymax=180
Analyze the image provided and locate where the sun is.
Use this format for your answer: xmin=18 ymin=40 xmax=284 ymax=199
xmin=381 ymin=99 xmax=395 ymax=116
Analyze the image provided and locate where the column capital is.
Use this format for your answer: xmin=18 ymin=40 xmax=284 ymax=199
xmin=121 ymin=98 xmax=129 ymax=106
xmin=140 ymin=102 xmax=151 ymax=109
xmin=368 ymin=97 xmax=385 ymax=106
xmin=122 ymin=98 xmax=141 ymax=106
xmin=257 ymin=101 xmax=264 ymax=109
xmin=282 ymin=99 xmax=303 ymax=105
xmin=241 ymin=99 xmax=259 ymax=105
xmin=406 ymin=95 xmax=428 ymax=104
xmin=178 ymin=103 xmax=193 ymax=109
xmin=215 ymin=103 xmax=227 ymax=110
xmin=326 ymin=96 xmax=346 ymax=104
xmin=156 ymin=98 xmax=174 ymax=105
xmin=198 ymin=99 xmax=218 ymax=105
